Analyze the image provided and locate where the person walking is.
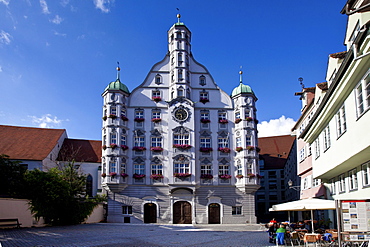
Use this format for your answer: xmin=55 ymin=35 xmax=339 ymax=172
xmin=276 ymin=224 xmax=287 ymax=245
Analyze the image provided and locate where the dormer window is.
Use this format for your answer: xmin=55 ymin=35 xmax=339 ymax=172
xmin=155 ymin=74 xmax=162 ymax=84
xmin=199 ymin=75 xmax=206 ymax=86
xmin=177 ymin=86 xmax=184 ymax=97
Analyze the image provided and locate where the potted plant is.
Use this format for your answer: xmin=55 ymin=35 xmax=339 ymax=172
xmin=108 ymin=114 xmax=117 ymax=119
xmin=236 ymin=174 xmax=244 ymax=179
xmin=102 ymin=116 xmax=107 ymax=121
xmin=236 ymin=147 xmax=243 ymax=152
xmin=110 ymin=143 xmax=118 ymax=149
xmin=132 ymin=146 xmax=147 ymax=151
xmin=247 ymin=173 xmax=256 ymax=178
xmin=102 ymin=145 xmax=107 ymax=150
xmin=101 ymin=173 xmax=106 ymax=178
xmin=121 ymin=145 xmax=129 ymax=150
xmin=134 ymin=117 xmax=145 ymax=122
xmin=256 ymin=147 xmax=261 ymax=153
xmin=173 ymin=144 xmax=192 ymax=149
xmin=246 ymin=146 xmax=255 ymax=151
xmin=120 ymin=173 xmax=128 ymax=178
xmin=200 ymin=174 xmax=213 ymax=179
xmin=150 ymin=146 xmax=163 ymax=152
xmin=151 ymin=118 xmax=162 ymax=123
xmin=109 ymin=172 xmax=117 ymax=178
xmin=235 ymin=118 xmax=242 ymax=124
xmin=245 ymin=117 xmax=254 ymax=122
xmin=121 ymin=116 xmax=128 ymax=121
xmin=256 ymin=174 xmax=263 ymax=179
xmin=152 ymin=96 xmax=162 ymax=102
xmin=133 ymin=173 xmax=146 ymax=179
xmin=174 ymin=173 xmax=191 ymax=178
xmin=199 ymin=147 xmax=213 ymax=152
xmin=219 ymin=174 xmax=232 ymax=179
xmin=218 ymin=147 xmax=231 ymax=153
xmin=200 ymin=119 xmax=211 ymax=123
xmin=150 ymin=174 xmax=164 ymax=180
xmin=218 ymin=119 xmax=228 ymax=124
xmin=199 ymin=98 xmax=209 ymax=104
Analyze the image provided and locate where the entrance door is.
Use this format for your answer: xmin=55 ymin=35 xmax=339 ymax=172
xmin=173 ymin=201 xmax=192 ymax=224
xmin=208 ymin=203 xmax=220 ymax=224
xmin=144 ymin=203 xmax=157 ymax=223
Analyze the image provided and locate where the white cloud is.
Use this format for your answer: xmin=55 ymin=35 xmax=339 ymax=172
xmin=0 ymin=0 xmax=10 ymax=6
xmin=50 ymin=15 xmax=63 ymax=24
xmin=53 ymin=30 xmax=66 ymax=37
xmin=60 ymin=0 xmax=69 ymax=7
xmin=257 ymin=115 xmax=296 ymax=138
xmin=0 ymin=66 xmax=2 ymax=72
xmin=0 ymin=30 xmax=12 ymax=45
xmin=40 ymin=0 xmax=50 ymax=14
xmin=30 ymin=114 xmax=66 ymax=128
xmin=94 ymin=0 xmax=114 ymax=13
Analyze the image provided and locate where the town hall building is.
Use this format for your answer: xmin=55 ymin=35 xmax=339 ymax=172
xmin=101 ymin=15 xmax=260 ymax=224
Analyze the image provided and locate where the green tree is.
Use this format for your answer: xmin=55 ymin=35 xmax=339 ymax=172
xmin=25 ymin=162 xmax=105 ymax=225
xmin=0 ymin=154 xmax=28 ymax=198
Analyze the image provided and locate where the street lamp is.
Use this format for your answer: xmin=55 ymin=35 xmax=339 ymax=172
xmin=288 ymin=179 xmax=300 ymax=191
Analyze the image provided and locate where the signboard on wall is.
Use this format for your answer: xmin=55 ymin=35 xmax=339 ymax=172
xmin=341 ymin=200 xmax=370 ymax=232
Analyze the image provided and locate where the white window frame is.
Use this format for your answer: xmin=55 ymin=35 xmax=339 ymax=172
xmin=151 ymin=137 xmax=162 ymax=147
xmin=218 ymin=137 xmax=229 ymax=148
xmin=299 ymin=148 xmax=305 ymax=162
xmin=355 ymin=71 xmax=370 ymax=117
xmin=134 ymin=164 xmax=145 ymax=175
xmin=336 ymin=105 xmax=347 ymax=137
xmin=330 ymin=178 xmax=336 ymax=195
xmin=246 ymin=136 xmax=252 ymax=146
xmin=200 ymin=137 xmax=211 ymax=148
xmin=218 ymin=164 xmax=229 ymax=175
xmin=323 ymin=125 xmax=331 ymax=151
xmin=122 ymin=206 xmax=132 ymax=215
xmin=200 ymin=164 xmax=212 ymax=175
xmin=110 ymin=161 xmax=117 ymax=173
xmin=314 ymin=138 xmax=320 ymax=159
xmin=135 ymin=110 xmax=144 ymax=119
xmin=121 ymin=135 xmax=126 ymax=146
xmin=348 ymin=168 xmax=358 ymax=191
xmin=111 ymin=133 xmax=117 ymax=144
xmin=151 ymin=164 xmax=163 ymax=175
xmin=173 ymin=133 xmax=189 ymax=145
xmin=134 ymin=136 xmax=145 ymax=147
xmin=362 ymin=162 xmax=370 ymax=187
xmin=174 ymin=161 xmax=190 ymax=174
xmin=232 ymin=206 xmax=242 ymax=215
xmin=339 ymin=173 xmax=346 ymax=193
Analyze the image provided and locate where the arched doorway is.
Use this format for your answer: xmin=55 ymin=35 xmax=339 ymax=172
xmin=173 ymin=201 xmax=192 ymax=224
xmin=144 ymin=203 xmax=157 ymax=223
xmin=208 ymin=203 xmax=221 ymax=224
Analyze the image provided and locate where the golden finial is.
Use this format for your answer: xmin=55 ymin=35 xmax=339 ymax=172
xmin=176 ymin=8 xmax=181 ymax=23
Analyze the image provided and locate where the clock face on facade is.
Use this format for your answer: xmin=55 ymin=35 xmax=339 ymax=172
xmin=174 ymin=108 xmax=188 ymax=121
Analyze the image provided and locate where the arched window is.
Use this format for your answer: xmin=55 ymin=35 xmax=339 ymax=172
xmin=199 ymin=75 xmax=206 ymax=86
xmin=155 ymin=74 xmax=162 ymax=84
xmin=86 ymin=174 xmax=93 ymax=197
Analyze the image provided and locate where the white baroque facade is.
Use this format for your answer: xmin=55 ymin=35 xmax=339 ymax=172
xmin=101 ymin=17 xmax=260 ymax=224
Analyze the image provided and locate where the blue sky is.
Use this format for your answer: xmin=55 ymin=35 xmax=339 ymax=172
xmin=0 ymin=0 xmax=348 ymax=140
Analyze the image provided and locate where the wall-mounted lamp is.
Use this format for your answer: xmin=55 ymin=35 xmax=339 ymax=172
xmin=288 ymin=179 xmax=300 ymax=191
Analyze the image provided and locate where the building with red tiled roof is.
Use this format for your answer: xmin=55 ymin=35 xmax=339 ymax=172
xmin=0 ymin=125 xmax=67 ymax=170
xmin=0 ymin=125 xmax=103 ymax=197
xmin=255 ymin=135 xmax=296 ymax=223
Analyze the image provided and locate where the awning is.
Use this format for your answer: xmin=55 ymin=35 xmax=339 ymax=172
xmin=269 ymin=198 xmax=335 ymax=212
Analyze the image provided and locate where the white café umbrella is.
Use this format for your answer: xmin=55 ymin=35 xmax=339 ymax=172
xmin=269 ymin=198 xmax=335 ymax=232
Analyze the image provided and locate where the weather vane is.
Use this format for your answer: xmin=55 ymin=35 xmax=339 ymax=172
xmin=298 ymin=77 xmax=304 ymax=89
xmin=176 ymin=8 xmax=181 ymax=23
xmin=239 ymin=66 xmax=243 ymax=83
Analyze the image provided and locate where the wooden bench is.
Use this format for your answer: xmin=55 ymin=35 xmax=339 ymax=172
xmin=0 ymin=218 xmax=21 ymax=228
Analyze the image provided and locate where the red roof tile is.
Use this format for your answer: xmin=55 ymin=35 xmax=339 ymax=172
xmin=58 ymin=139 xmax=102 ymax=163
xmin=329 ymin=51 xmax=347 ymax=59
xmin=258 ymin=135 xmax=295 ymax=169
xmin=0 ymin=125 xmax=66 ymax=161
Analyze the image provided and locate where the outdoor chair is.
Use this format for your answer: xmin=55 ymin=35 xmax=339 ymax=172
xmin=304 ymin=234 xmax=320 ymax=247
xmin=290 ymin=232 xmax=302 ymax=246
